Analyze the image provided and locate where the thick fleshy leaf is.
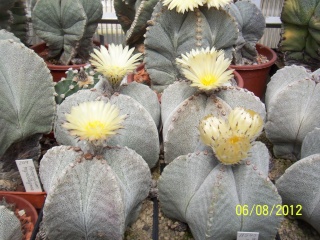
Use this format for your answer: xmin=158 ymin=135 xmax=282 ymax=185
xmin=0 ymin=206 xmax=23 ymax=240
xmin=32 ymin=0 xmax=87 ymax=64
xmin=0 ymin=40 xmax=55 ymax=157
xmin=145 ymin=3 xmax=238 ymax=92
xmin=276 ymin=154 xmax=320 ymax=234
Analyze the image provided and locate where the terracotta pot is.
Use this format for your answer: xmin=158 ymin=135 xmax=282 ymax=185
xmin=0 ymin=191 xmax=46 ymax=210
xmin=229 ymin=43 xmax=277 ymax=99
xmin=0 ymin=193 xmax=38 ymax=225
xmin=30 ymin=41 xmax=105 ymax=82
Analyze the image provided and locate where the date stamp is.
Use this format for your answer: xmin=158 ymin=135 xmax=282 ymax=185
xmin=235 ymin=204 xmax=302 ymax=216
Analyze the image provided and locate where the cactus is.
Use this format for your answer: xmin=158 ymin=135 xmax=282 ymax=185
xmin=32 ymin=0 xmax=103 ymax=65
xmin=0 ymin=29 xmax=20 ymax=42
xmin=276 ymin=128 xmax=320 ymax=234
xmin=0 ymin=0 xmax=17 ymax=30
xmin=39 ymin=99 xmax=152 ymax=239
xmin=0 ymin=205 xmax=23 ymax=240
xmin=0 ymin=38 xmax=55 ymax=170
xmin=114 ymin=0 xmax=158 ymax=47
xmin=278 ymin=0 xmax=320 ymax=70
xmin=144 ymin=0 xmax=265 ymax=92
xmin=54 ymin=86 xmax=160 ymax=168
xmin=265 ymin=65 xmax=320 ymax=160
xmin=159 ymin=135 xmax=282 ymax=239
xmin=54 ymin=66 xmax=102 ymax=104
xmin=39 ymin=145 xmax=151 ymax=239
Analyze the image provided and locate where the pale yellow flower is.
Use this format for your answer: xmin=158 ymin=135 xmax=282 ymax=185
xmin=162 ymin=0 xmax=204 ymax=13
xmin=63 ymin=101 xmax=126 ymax=142
xmin=90 ymin=44 xmax=142 ymax=88
xmin=206 ymin=0 xmax=232 ymax=9
xmin=199 ymin=108 xmax=263 ymax=165
xmin=176 ymin=47 xmax=234 ymax=91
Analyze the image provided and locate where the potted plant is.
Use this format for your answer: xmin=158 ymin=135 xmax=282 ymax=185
xmin=30 ymin=0 xmax=103 ymax=81
xmin=0 ymin=30 xmax=55 ymax=209
xmin=143 ymin=0 xmax=277 ymax=98
xmin=0 ymin=194 xmax=38 ymax=240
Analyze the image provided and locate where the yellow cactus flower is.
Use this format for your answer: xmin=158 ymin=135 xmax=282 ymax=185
xmin=206 ymin=0 xmax=232 ymax=9
xmin=63 ymin=101 xmax=126 ymax=142
xmin=90 ymin=44 xmax=142 ymax=88
xmin=199 ymin=108 xmax=263 ymax=165
xmin=176 ymin=47 xmax=234 ymax=91
xmin=162 ymin=0 xmax=204 ymax=13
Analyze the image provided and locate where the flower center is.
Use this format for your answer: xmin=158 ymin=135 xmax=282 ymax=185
xmin=84 ymin=120 xmax=107 ymax=138
xmin=228 ymin=135 xmax=241 ymax=144
xmin=199 ymin=74 xmax=218 ymax=86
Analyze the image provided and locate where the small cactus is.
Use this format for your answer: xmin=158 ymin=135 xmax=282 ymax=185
xmin=54 ymin=66 xmax=101 ymax=104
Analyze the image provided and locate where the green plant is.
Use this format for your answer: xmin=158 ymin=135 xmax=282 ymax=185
xmin=0 ymin=204 xmax=22 ymax=240
xmin=0 ymin=37 xmax=55 ymax=172
xmin=265 ymin=65 xmax=320 ymax=160
xmin=144 ymin=0 xmax=265 ymax=91
xmin=278 ymin=0 xmax=320 ymax=70
xmin=32 ymin=0 xmax=103 ymax=65
xmin=158 ymin=109 xmax=282 ymax=239
xmin=276 ymin=127 xmax=320 ymax=234
xmin=114 ymin=0 xmax=158 ymax=47
xmin=54 ymin=66 xmax=101 ymax=104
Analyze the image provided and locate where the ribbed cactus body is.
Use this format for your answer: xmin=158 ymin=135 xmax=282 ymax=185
xmin=0 ymin=29 xmax=20 ymax=42
xmin=54 ymin=84 xmax=160 ymax=168
xmin=114 ymin=0 xmax=158 ymax=46
xmin=32 ymin=0 xmax=102 ymax=65
xmin=161 ymin=82 xmax=265 ymax=163
xmin=0 ymin=0 xmax=17 ymax=30
xmin=265 ymin=65 xmax=320 ymax=160
xmin=159 ymin=142 xmax=282 ymax=240
xmin=40 ymin=145 xmax=151 ymax=239
xmin=276 ymin=153 xmax=320 ymax=234
xmin=227 ymin=0 xmax=265 ymax=64
xmin=279 ymin=0 xmax=320 ymax=69
xmin=0 ymin=39 xmax=55 ymax=161
xmin=10 ymin=0 xmax=27 ymax=44
xmin=144 ymin=3 xmax=238 ymax=92
xmin=0 ymin=205 xmax=23 ymax=240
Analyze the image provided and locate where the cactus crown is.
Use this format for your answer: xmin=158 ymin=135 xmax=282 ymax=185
xmin=32 ymin=0 xmax=103 ymax=65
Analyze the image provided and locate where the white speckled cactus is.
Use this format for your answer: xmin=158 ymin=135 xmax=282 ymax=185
xmin=39 ymin=145 xmax=151 ymax=239
xmin=144 ymin=0 xmax=265 ymax=91
xmin=159 ymin=131 xmax=283 ymax=239
xmin=265 ymin=65 xmax=320 ymax=160
xmin=0 ymin=37 xmax=55 ymax=171
xmin=162 ymin=82 xmax=266 ymax=163
xmin=276 ymin=127 xmax=320 ymax=234
xmin=0 ymin=205 xmax=23 ymax=240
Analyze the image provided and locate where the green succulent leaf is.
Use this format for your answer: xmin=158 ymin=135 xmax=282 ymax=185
xmin=32 ymin=0 xmax=87 ymax=64
xmin=0 ymin=40 xmax=55 ymax=157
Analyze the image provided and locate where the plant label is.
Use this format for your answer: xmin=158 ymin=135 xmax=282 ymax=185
xmin=16 ymin=159 xmax=42 ymax=192
xmin=237 ymin=232 xmax=259 ymax=240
